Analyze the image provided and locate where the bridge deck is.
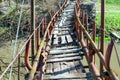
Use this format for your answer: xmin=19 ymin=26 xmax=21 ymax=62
xmin=43 ymin=1 xmax=92 ymax=80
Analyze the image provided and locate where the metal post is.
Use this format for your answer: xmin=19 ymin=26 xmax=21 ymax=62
xmin=80 ymin=10 xmax=84 ymax=41
xmin=100 ymin=0 xmax=105 ymax=77
xmin=37 ymin=28 xmax=40 ymax=50
xmin=85 ymin=13 xmax=88 ymax=45
xmin=93 ymin=20 xmax=96 ymax=64
xmin=18 ymin=54 xmax=20 ymax=80
xmin=31 ymin=0 xmax=36 ymax=64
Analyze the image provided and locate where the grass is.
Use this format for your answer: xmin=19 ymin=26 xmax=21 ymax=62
xmin=96 ymin=12 xmax=120 ymax=33
xmin=0 ymin=27 xmax=8 ymax=34
xmin=0 ymin=40 xmax=27 ymax=80
xmin=106 ymin=0 xmax=120 ymax=5
xmin=96 ymin=0 xmax=120 ymax=34
xmin=95 ymin=36 xmax=111 ymax=41
xmin=97 ymin=0 xmax=120 ymax=5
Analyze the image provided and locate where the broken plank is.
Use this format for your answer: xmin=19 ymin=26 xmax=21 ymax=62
xmin=46 ymin=63 xmax=53 ymax=74
xmin=68 ymin=61 xmax=78 ymax=73
xmin=66 ymin=34 xmax=73 ymax=43
xmin=60 ymin=62 xmax=69 ymax=74
xmin=53 ymin=63 xmax=61 ymax=73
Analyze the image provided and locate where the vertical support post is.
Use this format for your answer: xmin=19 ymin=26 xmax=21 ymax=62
xmin=31 ymin=0 xmax=36 ymax=64
xmin=18 ymin=54 xmax=20 ymax=80
xmin=93 ymin=20 xmax=96 ymax=42
xmin=56 ymin=13 xmax=58 ymax=21
xmin=80 ymin=10 xmax=84 ymax=41
xmin=42 ymin=17 xmax=46 ymax=37
xmin=42 ymin=19 xmax=44 ymax=36
xmin=82 ymin=11 xmax=85 ymax=27
xmin=85 ymin=13 xmax=88 ymax=45
xmin=92 ymin=20 xmax=96 ymax=64
xmin=37 ymin=28 xmax=40 ymax=50
xmin=100 ymin=0 xmax=105 ymax=77
xmin=46 ymin=30 xmax=49 ymax=42
xmin=44 ymin=16 xmax=47 ymax=32
xmin=77 ymin=21 xmax=79 ymax=40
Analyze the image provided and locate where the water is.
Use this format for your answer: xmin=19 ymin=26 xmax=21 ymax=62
xmin=107 ymin=41 xmax=120 ymax=79
xmin=96 ymin=41 xmax=120 ymax=79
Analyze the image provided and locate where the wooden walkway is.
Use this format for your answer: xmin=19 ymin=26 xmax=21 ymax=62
xmin=43 ymin=1 xmax=92 ymax=80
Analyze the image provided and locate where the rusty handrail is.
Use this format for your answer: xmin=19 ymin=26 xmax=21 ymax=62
xmin=74 ymin=1 xmax=119 ymax=80
xmin=28 ymin=0 xmax=69 ymax=79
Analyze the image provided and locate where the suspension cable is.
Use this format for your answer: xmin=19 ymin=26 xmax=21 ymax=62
xmin=9 ymin=0 xmax=24 ymax=79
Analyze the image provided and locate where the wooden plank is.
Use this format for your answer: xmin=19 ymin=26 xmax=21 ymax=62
xmin=64 ymin=9 xmax=74 ymax=12
xmin=62 ymin=24 xmax=73 ymax=27
xmin=74 ymin=61 xmax=83 ymax=73
xmin=60 ymin=62 xmax=69 ymax=74
xmin=54 ymin=42 xmax=79 ymax=49
xmin=50 ymin=48 xmax=81 ymax=54
xmin=53 ymin=30 xmax=59 ymax=35
xmin=52 ymin=46 xmax=79 ymax=50
xmin=58 ymin=33 xmax=74 ymax=36
xmin=43 ymin=73 xmax=91 ymax=79
xmin=53 ymin=63 xmax=60 ymax=73
xmin=54 ymin=28 xmax=74 ymax=31
xmin=49 ymin=53 xmax=80 ymax=59
xmin=54 ymin=27 xmax=68 ymax=29
xmin=66 ymin=35 xmax=73 ymax=43
xmin=56 ymin=29 xmax=73 ymax=32
xmin=61 ymin=36 xmax=66 ymax=44
xmin=46 ymin=63 xmax=53 ymax=74
xmin=47 ymin=56 xmax=81 ymax=63
xmin=53 ymin=36 xmax=58 ymax=45
xmin=67 ymin=61 xmax=77 ymax=73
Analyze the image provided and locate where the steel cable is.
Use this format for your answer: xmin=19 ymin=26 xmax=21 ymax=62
xmin=8 ymin=0 xmax=24 ymax=79
xmin=0 ymin=16 xmax=43 ymax=80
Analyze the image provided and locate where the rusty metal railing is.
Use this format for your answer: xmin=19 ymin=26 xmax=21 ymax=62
xmin=74 ymin=0 xmax=119 ymax=80
xmin=0 ymin=0 xmax=69 ymax=79
xmin=27 ymin=0 xmax=69 ymax=79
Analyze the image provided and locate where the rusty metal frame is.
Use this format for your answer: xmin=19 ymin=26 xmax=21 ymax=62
xmin=28 ymin=0 xmax=69 ymax=79
xmin=74 ymin=0 xmax=119 ymax=80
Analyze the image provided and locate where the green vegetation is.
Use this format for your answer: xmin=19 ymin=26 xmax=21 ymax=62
xmin=95 ymin=36 xmax=111 ymax=41
xmin=0 ymin=27 xmax=8 ymax=34
xmin=96 ymin=13 xmax=120 ymax=33
xmin=96 ymin=0 xmax=120 ymax=34
xmin=97 ymin=0 xmax=120 ymax=5
xmin=106 ymin=0 xmax=120 ymax=5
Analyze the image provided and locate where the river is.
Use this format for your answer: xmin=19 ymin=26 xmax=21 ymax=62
xmin=96 ymin=41 xmax=120 ymax=79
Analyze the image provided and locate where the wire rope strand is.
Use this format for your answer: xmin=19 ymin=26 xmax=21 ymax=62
xmin=8 ymin=0 xmax=24 ymax=80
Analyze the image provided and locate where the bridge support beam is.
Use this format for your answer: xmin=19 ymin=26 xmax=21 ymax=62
xmin=100 ymin=0 xmax=105 ymax=78
xmin=31 ymin=0 xmax=36 ymax=64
